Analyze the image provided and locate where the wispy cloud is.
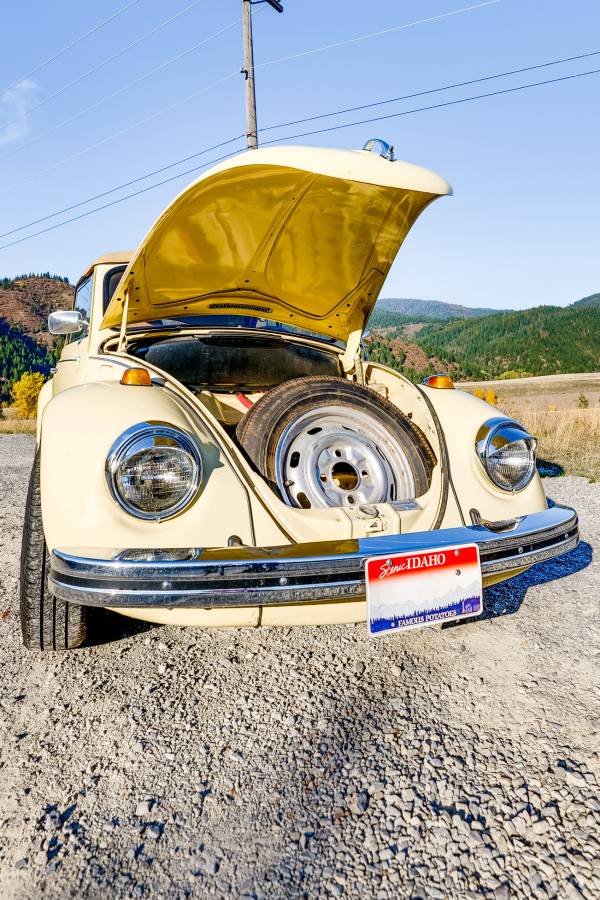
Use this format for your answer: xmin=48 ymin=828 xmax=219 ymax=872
xmin=0 ymin=79 xmax=37 ymax=146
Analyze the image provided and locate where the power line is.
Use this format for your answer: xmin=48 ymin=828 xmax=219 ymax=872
xmin=0 ymin=17 xmax=241 ymax=165
xmin=0 ymin=135 xmax=245 ymax=239
xmin=2 ymin=47 xmax=598 ymax=240
xmin=0 ymin=0 xmax=143 ymax=101
xmin=1 ymin=0 xmax=497 ymax=168
xmin=2 ymin=63 xmax=599 ymax=252
xmin=260 ymin=48 xmax=600 ymax=134
xmin=260 ymin=65 xmax=600 ymax=147
xmin=1 ymin=0 xmax=207 ymax=131
xmin=254 ymin=0 xmax=501 ymax=72
xmin=0 ymin=152 xmax=239 ymax=252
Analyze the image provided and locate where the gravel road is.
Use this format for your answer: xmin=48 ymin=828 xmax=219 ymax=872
xmin=0 ymin=435 xmax=598 ymax=899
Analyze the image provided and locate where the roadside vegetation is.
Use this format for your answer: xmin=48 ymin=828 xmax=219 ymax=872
xmin=0 ymin=371 xmax=45 ymax=434
xmin=0 ymin=319 xmax=53 ymax=404
xmin=466 ymin=377 xmax=600 ymax=481
xmin=0 ymin=407 xmax=37 ymax=434
xmin=499 ymin=403 xmax=600 ymax=482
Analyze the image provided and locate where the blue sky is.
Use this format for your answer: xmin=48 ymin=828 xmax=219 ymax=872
xmin=0 ymin=0 xmax=599 ymax=309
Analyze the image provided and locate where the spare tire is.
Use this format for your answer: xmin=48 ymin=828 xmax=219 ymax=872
xmin=236 ymin=376 xmax=436 ymax=509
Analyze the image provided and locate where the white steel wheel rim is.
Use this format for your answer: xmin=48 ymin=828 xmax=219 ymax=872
xmin=274 ymin=405 xmax=416 ymax=509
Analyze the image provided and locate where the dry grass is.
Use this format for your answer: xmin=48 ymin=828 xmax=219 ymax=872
xmin=0 ymin=406 xmax=36 ymax=434
xmin=464 ymin=373 xmax=600 ymax=481
xmin=497 ymin=401 xmax=600 ymax=481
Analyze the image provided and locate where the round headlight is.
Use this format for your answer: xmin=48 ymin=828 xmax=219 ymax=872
xmin=476 ymin=418 xmax=537 ymax=492
xmin=106 ymin=424 xmax=202 ymax=519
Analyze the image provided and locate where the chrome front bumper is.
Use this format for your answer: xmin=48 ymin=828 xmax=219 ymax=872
xmin=48 ymin=504 xmax=579 ymax=609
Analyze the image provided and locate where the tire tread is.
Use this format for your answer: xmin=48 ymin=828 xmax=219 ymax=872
xmin=19 ymin=451 xmax=87 ymax=651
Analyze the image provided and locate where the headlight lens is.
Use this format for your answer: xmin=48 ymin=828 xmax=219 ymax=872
xmin=476 ymin=418 xmax=537 ymax=492
xmin=106 ymin=424 xmax=202 ymax=519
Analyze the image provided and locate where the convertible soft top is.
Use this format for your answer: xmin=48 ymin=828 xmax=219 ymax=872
xmin=102 ymin=145 xmax=451 ymax=343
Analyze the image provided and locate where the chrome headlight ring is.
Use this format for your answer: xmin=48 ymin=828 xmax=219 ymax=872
xmin=476 ymin=417 xmax=537 ymax=493
xmin=106 ymin=423 xmax=202 ymax=520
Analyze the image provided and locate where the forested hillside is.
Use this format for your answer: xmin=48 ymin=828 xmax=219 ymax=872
xmin=414 ymin=306 xmax=600 ymax=379
xmin=0 ymin=274 xmax=71 ymax=403
xmin=367 ymin=304 xmax=600 ymax=381
xmin=0 ymin=275 xmax=73 ymax=348
xmin=0 ymin=319 xmax=54 ymax=402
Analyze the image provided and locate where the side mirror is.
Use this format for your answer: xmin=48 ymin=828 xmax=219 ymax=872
xmin=48 ymin=310 xmax=86 ymax=335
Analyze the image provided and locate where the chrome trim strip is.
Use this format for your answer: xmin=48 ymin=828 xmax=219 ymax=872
xmin=49 ymin=504 xmax=579 ymax=609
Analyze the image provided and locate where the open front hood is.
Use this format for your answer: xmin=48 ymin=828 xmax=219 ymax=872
xmin=102 ymin=146 xmax=451 ymax=343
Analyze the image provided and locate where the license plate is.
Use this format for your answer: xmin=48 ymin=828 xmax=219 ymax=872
xmin=365 ymin=543 xmax=483 ymax=637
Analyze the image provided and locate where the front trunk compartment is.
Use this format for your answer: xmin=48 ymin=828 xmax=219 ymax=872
xmin=101 ymin=328 xmax=445 ymax=530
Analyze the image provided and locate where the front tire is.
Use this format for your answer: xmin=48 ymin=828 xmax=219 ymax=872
xmin=20 ymin=452 xmax=87 ymax=651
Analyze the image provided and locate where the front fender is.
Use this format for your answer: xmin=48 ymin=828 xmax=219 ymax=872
xmin=39 ymin=381 xmax=259 ymax=552
xmin=420 ymin=386 xmax=547 ymax=522
xmin=36 ymin=378 xmax=54 ymax=445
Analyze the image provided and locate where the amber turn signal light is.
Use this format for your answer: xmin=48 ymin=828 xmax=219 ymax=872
xmin=120 ymin=368 xmax=153 ymax=386
xmin=422 ymin=373 xmax=455 ymax=389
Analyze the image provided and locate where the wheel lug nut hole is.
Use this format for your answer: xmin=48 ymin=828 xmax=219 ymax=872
xmin=334 ymin=449 xmax=342 ymax=458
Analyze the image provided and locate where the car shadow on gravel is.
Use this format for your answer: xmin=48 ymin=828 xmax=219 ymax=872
xmin=537 ymin=459 xmax=565 ymax=477
xmin=443 ymin=540 xmax=592 ymax=629
xmin=86 ymin=608 xmax=158 ymax=646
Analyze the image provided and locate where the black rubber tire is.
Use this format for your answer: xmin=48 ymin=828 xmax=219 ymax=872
xmin=20 ymin=452 xmax=87 ymax=651
xmin=236 ymin=376 xmax=436 ymax=502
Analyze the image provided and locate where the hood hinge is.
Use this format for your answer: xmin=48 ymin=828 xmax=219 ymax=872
xmin=341 ymin=328 xmax=365 ymax=384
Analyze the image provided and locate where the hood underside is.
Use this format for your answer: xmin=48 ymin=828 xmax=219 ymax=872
xmin=102 ymin=146 xmax=451 ymax=343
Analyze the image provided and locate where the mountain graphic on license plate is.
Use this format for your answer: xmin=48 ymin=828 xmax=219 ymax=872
xmin=365 ymin=543 xmax=483 ymax=637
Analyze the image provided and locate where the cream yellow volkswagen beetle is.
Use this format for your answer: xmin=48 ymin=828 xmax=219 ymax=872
xmin=20 ymin=143 xmax=579 ymax=650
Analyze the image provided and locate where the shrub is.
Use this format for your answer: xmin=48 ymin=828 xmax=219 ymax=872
xmin=498 ymin=370 xmax=534 ymax=380
xmin=484 ymin=388 xmax=498 ymax=406
xmin=473 ymin=388 xmax=485 ymax=400
xmin=11 ymin=372 xmax=46 ymax=419
xmin=578 ymin=394 xmax=590 ymax=409
xmin=498 ymin=370 xmax=521 ymax=380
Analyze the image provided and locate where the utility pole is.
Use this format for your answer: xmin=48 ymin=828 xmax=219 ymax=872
xmin=241 ymin=0 xmax=283 ymax=150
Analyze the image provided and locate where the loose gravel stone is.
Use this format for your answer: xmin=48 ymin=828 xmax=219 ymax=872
xmin=0 ymin=436 xmax=598 ymax=898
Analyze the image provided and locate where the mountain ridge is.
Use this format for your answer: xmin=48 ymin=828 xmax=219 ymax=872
xmin=571 ymin=293 xmax=600 ymax=309
xmin=377 ymin=297 xmax=507 ymax=320
xmin=376 ymin=291 xmax=600 ymax=321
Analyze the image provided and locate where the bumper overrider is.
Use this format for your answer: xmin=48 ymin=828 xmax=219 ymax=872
xmin=48 ymin=504 xmax=579 ymax=609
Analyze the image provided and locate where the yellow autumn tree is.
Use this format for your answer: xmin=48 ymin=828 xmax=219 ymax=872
xmin=473 ymin=388 xmax=485 ymax=400
xmin=11 ymin=372 xmax=46 ymax=419
xmin=484 ymin=388 xmax=498 ymax=406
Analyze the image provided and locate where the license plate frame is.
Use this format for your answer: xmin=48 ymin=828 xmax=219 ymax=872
xmin=365 ymin=543 xmax=483 ymax=637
